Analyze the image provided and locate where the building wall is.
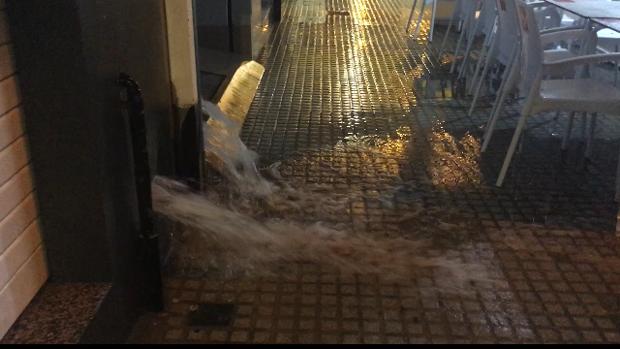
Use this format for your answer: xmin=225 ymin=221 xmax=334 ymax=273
xmin=196 ymin=0 xmax=228 ymax=27
xmin=195 ymin=0 xmax=275 ymax=59
xmin=6 ymin=0 xmax=175 ymax=341
xmin=0 ymin=0 xmax=48 ymax=338
xmin=165 ymin=0 xmax=199 ymax=109
xmin=195 ymin=0 xmax=231 ymax=51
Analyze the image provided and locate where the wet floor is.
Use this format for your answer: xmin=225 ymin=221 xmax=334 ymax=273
xmin=130 ymin=0 xmax=620 ymax=343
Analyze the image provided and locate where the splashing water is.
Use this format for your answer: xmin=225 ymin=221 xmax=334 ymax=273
xmin=202 ymin=101 xmax=274 ymax=196
xmin=427 ymin=124 xmax=482 ymax=188
xmin=152 ymin=101 xmax=494 ymax=290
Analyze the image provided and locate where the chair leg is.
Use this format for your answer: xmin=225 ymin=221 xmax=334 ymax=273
xmin=496 ymin=109 xmax=530 ymax=187
xmin=616 ymin=208 xmax=620 ymax=238
xmin=614 ymin=44 xmax=619 ymax=87
xmin=457 ymin=14 xmax=482 ymax=80
xmin=468 ymin=37 xmax=497 ymax=116
xmin=613 ymin=90 xmax=620 ymax=218
xmin=468 ymin=23 xmax=496 ymax=95
xmin=438 ymin=9 xmax=456 ymax=57
xmin=585 ymin=112 xmax=597 ymax=159
xmin=481 ymin=92 xmax=509 ymax=153
xmin=481 ymin=50 xmax=519 ymax=152
xmin=468 ymin=45 xmax=486 ymax=95
xmin=413 ymin=1 xmax=427 ymax=39
xmin=468 ymin=26 xmax=495 ymax=95
xmin=615 ymin=144 xmax=620 ymax=202
xmin=561 ymin=112 xmax=575 ymax=151
xmin=450 ymin=13 xmax=471 ymax=73
xmin=428 ymin=0 xmax=438 ymax=42
xmin=406 ymin=0 xmax=419 ymax=33
xmin=468 ymin=55 xmax=492 ymax=116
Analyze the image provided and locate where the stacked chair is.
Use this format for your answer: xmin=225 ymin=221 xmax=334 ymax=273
xmin=424 ymin=1 xmax=620 ymax=195
xmin=482 ymin=0 xmax=620 ymax=190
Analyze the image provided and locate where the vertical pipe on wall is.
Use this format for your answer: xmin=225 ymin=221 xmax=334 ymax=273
xmin=227 ymin=0 xmax=234 ymax=52
xmin=273 ymin=0 xmax=282 ymax=22
xmin=118 ymin=73 xmax=163 ymax=312
xmin=164 ymin=0 xmax=199 ymax=109
xmin=192 ymin=0 xmax=205 ymax=190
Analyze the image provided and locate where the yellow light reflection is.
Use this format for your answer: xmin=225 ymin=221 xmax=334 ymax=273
xmin=342 ymin=0 xmax=429 ymax=117
xmin=427 ymin=123 xmax=481 ymax=188
xmin=351 ymin=0 xmax=372 ymax=26
xmin=376 ymin=126 xmax=412 ymax=159
xmin=407 ymin=5 xmax=433 ymax=43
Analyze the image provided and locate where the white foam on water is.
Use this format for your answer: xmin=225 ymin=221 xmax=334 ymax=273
xmin=202 ymin=101 xmax=275 ymax=197
xmin=152 ymin=101 xmax=494 ymax=291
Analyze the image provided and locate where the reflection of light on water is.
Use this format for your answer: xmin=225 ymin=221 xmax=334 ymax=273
xmin=428 ymin=123 xmax=481 ymax=188
xmin=392 ymin=50 xmax=433 ymax=108
xmin=439 ymin=54 xmax=453 ymax=67
xmin=351 ymin=0 xmax=372 ymax=25
xmin=407 ymin=5 xmax=433 ymax=43
xmin=377 ymin=126 xmax=411 ymax=159
xmin=153 ymin=112 xmax=490 ymax=288
xmin=411 ymin=51 xmax=433 ymax=79
xmin=342 ymin=6 xmax=367 ymax=130
xmin=355 ymin=36 xmax=368 ymax=50
xmin=336 ymin=0 xmax=435 ymax=114
xmin=415 ymin=78 xmax=453 ymax=100
xmin=150 ymin=0 xmax=500 ymax=293
xmin=338 ymin=126 xmax=412 ymax=178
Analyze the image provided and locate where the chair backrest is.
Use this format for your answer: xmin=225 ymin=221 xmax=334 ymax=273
xmin=454 ymin=0 xmax=470 ymax=20
xmin=478 ymin=0 xmax=498 ymax=36
xmin=454 ymin=0 xmax=481 ymax=23
xmin=515 ymin=0 xmax=544 ymax=95
xmin=495 ymin=0 xmax=520 ymax=65
xmin=532 ymin=4 xmax=562 ymax=29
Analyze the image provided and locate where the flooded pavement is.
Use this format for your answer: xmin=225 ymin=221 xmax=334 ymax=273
xmin=130 ymin=0 xmax=620 ymax=344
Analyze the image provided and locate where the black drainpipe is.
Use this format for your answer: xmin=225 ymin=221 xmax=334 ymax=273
xmin=227 ymin=0 xmax=234 ymax=52
xmin=118 ymin=73 xmax=164 ymax=312
xmin=273 ymin=0 xmax=282 ymax=22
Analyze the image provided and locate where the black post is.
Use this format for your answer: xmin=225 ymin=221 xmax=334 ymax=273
xmin=227 ymin=0 xmax=234 ymax=52
xmin=176 ymin=106 xmax=203 ymax=189
xmin=8 ymin=0 xmax=173 ymax=341
xmin=273 ymin=0 xmax=282 ymax=22
xmin=118 ymin=74 xmax=164 ymax=312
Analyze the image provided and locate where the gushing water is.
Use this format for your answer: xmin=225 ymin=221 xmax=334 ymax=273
xmin=152 ymin=101 xmax=494 ymax=290
xmin=202 ymin=101 xmax=274 ymax=197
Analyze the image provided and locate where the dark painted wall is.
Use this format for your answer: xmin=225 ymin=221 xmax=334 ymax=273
xmin=7 ymin=0 xmax=113 ymax=282
xmin=195 ymin=0 xmax=231 ymax=51
xmin=7 ymin=0 xmax=174 ymax=341
xmin=195 ymin=0 xmax=281 ymax=58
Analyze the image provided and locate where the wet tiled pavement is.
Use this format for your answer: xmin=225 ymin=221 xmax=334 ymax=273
xmin=130 ymin=0 xmax=620 ymax=344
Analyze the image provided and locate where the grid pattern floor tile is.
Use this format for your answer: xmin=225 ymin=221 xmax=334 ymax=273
xmin=130 ymin=0 xmax=620 ymax=344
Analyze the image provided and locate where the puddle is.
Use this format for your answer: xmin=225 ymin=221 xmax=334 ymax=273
xmin=427 ymin=124 xmax=482 ymax=188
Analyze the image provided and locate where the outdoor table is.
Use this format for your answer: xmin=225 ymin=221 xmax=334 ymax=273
xmin=544 ymin=0 xmax=620 ymax=84
xmin=544 ymin=0 xmax=620 ymax=31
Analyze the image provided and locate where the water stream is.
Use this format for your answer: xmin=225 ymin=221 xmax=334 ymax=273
xmin=151 ymin=101 xmax=494 ymax=291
